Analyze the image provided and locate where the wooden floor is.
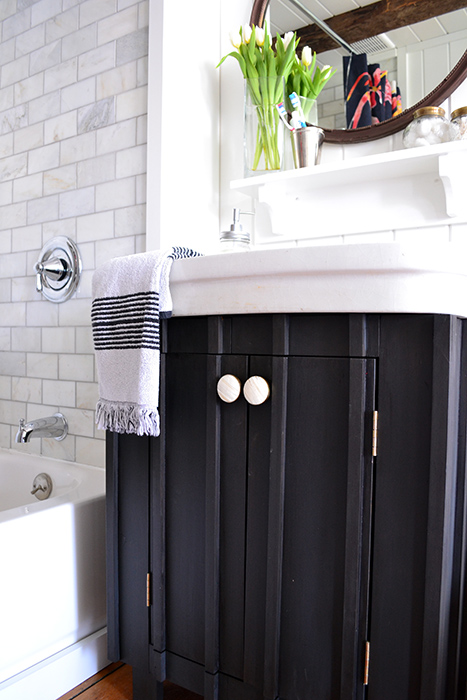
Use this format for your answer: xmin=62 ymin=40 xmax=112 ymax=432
xmin=57 ymin=663 xmax=203 ymax=700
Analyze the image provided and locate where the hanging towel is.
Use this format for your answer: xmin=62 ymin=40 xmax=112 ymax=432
xmin=91 ymin=246 xmax=202 ymax=437
xmin=343 ymin=53 xmax=372 ymax=129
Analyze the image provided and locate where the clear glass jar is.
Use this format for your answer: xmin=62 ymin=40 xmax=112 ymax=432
xmin=451 ymin=106 xmax=467 ymax=140
xmin=402 ymin=107 xmax=453 ymax=148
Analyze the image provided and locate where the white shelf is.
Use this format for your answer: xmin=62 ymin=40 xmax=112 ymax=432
xmin=231 ymin=140 xmax=467 ymax=220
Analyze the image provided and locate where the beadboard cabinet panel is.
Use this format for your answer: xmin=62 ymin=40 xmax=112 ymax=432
xmin=106 ymin=313 xmax=467 ymax=700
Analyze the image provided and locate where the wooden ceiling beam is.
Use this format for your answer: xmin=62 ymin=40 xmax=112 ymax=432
xmin=295 ymin=0 xmax=467 ymax=53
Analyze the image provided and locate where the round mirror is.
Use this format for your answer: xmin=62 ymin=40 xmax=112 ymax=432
xmin=250 ymin=0 xmax=467 ymax=143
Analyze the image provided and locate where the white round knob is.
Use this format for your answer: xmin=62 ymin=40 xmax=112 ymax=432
xmin=243 ymin=376 xmax=270 ymax=405
xmin=217 ymin=374 xmax=242 ymax=403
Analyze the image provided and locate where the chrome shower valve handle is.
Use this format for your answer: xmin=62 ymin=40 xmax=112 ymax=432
xmin=34 ymin=237 xmax=81 ymax=303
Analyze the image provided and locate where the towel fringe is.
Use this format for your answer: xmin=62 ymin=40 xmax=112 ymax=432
xmin=96 ymin=399 xmax=160 ymax=437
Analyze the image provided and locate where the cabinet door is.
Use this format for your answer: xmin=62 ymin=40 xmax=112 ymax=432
xmin=270 ymin=356 xmax=376 ymax=700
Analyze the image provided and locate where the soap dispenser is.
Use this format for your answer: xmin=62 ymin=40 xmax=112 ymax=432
xmin=220 ymin=208 xmax=251 ymax=253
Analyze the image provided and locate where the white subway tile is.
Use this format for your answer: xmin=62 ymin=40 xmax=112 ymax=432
xmin=0 ymin=39 xmax=15 ymax=69
xmin=0 ymin=282 xmax=11 ymax=305
xmin=43 ymin=217 xmax=76 ymax=241
xmin=80 ymin=0 xmax=117 ymax=27
xmin=12 ymin=327 xmax=41 ymax=351
xmin=29 ymin=40 xmax=61 ymax=76
xmin=135 ymin=172 xmax=145 ymax=204
xmin=116 ymin=10 xmax=145 ymax=51
xmin=116 ymin=143 xmax=146 ymax=178
xmin=0 ymin=152 xmax=27 ymax=181
xmin=95 ymin=117 xmax=136 ymax=154
xmin=76 ymin=435 xmax=105 ymax=467
xmin=42 ymin=326 xmax=76 ymax=353
xmin=136 ymin=55 xmax=147 ymax=86
xmin=59 ymin=185 xmax=95 ymax=218
xmin=62 ymin=24 xmax=97 ymax=61
xmin=0 ymin=252 xmax=27 ymax=279
xmin=98 ymin=6 xmax=137 ymax=44
xmin=43 ymin=379 xmax=76 ymax=407
xmin=0 ymin=399 xmax=27 ymax=424
xmin=61 ymin=77 xmax=96 ymax=111
xmin=76 ymin=241 xmax=95 ymax=271
xmin=29 ymin=90 xmax=61 ymax=124
xmin=45 ymin=6 xmax=79 ymax=42
xmin=60 ymin=131 xmax=96 ymax=165
xmin=0 ymin=351 xmax=26 ymax=375
xmin=77 ymin=153 xmax=115 ymax=187
xmin=0 ymin=85 xmax=14 ymax=113
xmin=0 ymin=104 xmax=28 ymax=134
xmin=1 ymin=55 xmax=29 ymax=88
xmin=3 ymin=8 xmax=31 ymax=42
xmin=116 ymin=84 xmax=146 ymax=121
xmin=58 ymin=297 xmax=92 ymax=326
xmin=12 ymin=225 xmax=42 ymax=252
xmin=78 ymin=43 xmax=115 ymax=81
xmin=136 ymin=113 xmax=147 ymax=144
xmin=64 ymin=406 xmax=95 ymax=436
xmin=77 ymin=210 xmax=114 ymax=242
xmin=14 ymin=122 xmax=44 ymax=154
xmin=96 ymin=62 xmax=136 ymax=99
xmin=138 ymin=1 xmax=149 ymax=28
xmin=76 ymin=381 xmax=99 ymax=410
xmin=95 ymin=234 xmax=135 ymax=265
xmin=0 ymin=230 xmax=12 ymax=254
xmin=44 ymin=57 xmax=78 ymax=93
xmin=44 ymin=111 xmax=77 ymax=144
xmin=115 ymin=202 xmax=145 ymax=237
xmin=0 ymin=376 xmax=12 ymax=400
xmin=31 ymin=0 xmax=62 ymax=26
xmin=75 ymin=268 xmax=92 ymax=297
xmin=0 ymin=0 xmax=16 ymax=22
xmin=13 ymin=173 xmax=43 ymax=202
xmin=28 ymin=142 xmax=60 ymax=174
xmin=12 ymin=376 xmax=42 ymax=403
xmin=15 ymin=23 xmax=45 ymax=57
xmin=0 ymin=181 xmax=13 ymax=206
xmin=59 ymin=353 xmax=94 ymax=381
xmin=0 ymin=201 xmax=27 ymax=228
xmin=0 ymin=133 xmax=14 ymax=159
xmin=118 ymin=0 xmax=139 ymax=8
xmin=25 ymin=300 xmax=59 ymax=327
xmin=42 ymin=434 xmax=75 ymax=461
xmin=14 ymin=73 xmax=44 ymax=106
xmin=76 ymin=325 xmax=94 ymax=353
xmin=44 ymin=163 xmax=77 ymax=194
xmin=27 ymin=194 xmax=59 ymax=224
xmin=78 ymin=96 xmax=115 ymax=133
xmin=27 ymin=352 xmax=58 ymax=378
xmin=96 ymin=175 xmax=135 ymax=211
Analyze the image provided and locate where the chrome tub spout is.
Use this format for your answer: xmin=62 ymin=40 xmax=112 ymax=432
xmin=15 ymin=413 xmax=68 ymax=443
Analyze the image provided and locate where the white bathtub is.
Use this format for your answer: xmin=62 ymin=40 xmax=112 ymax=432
xmin=0 ymin=449 xmax=108 ymax=700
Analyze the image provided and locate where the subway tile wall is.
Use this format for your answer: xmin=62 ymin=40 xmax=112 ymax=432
xmin=0 ymin=0 xmax=149 ymax=467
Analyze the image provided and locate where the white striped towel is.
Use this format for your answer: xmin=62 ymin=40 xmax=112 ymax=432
xmin=91 ymin=246 xmax=202 ymax=436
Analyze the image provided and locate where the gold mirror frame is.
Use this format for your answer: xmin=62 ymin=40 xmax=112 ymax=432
xmin=250 ymin=0 xmax=467 ymax=143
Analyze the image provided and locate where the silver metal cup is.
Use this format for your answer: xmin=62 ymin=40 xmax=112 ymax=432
xmin=291 ymin=126 xmax=325 ymax=168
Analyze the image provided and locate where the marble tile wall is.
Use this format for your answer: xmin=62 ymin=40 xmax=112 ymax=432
xmin=0 ymin=0 xmax=149 ymax=467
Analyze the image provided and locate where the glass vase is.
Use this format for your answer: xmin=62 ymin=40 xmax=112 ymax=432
xmin=244 ymin=77 xmax=284 ymax=177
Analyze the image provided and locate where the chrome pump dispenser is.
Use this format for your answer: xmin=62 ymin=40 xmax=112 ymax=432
xmin=220 ymin=208 xmax=251 ymax=253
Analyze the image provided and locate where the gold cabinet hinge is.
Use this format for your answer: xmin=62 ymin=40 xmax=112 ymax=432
xmin=146 ymin=573 xmax=151 ymax=607
xmin=363 ymin=641 xmax=370 ymax=685
xmin=372 ymin=411 xmax=378 ymax=457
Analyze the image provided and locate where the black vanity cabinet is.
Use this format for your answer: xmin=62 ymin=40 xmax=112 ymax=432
xmin=106 ymin=313 xmax=467 ymax=700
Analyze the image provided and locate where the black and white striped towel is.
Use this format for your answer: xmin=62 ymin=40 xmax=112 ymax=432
xmin=91 ymin=247 xmax=202 ymax=436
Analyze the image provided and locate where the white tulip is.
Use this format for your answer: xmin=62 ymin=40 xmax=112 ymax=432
xmin=283 ymin=31 xmax=294 ymax=50
xmin=242 ymin=24 xmax=252 ymax=43
xmin=302 ymin=46 xmax=312 ymax=67
xmin=321 ymin=65 xmax=332 ymax=79
xmin=229 ymin=30 xmax=242 ymax=49
xmin=255 ymin=27 xmax=265 ymax=46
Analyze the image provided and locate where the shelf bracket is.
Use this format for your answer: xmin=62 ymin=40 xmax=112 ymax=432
xmin=438 ymin=150 xmax=467 ymax=218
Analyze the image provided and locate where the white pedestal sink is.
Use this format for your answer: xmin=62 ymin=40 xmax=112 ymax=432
xmin=170 ymin=242 xmax=467 ymax=318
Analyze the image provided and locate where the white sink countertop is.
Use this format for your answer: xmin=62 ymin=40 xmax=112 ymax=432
xmin=169 ymin=242 xmax=467 ymax=318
